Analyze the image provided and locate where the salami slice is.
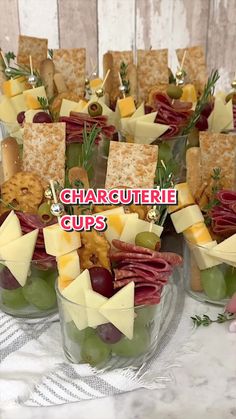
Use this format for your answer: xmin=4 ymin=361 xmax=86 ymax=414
xmin=135 ymin=284 xmax=161 ymax=306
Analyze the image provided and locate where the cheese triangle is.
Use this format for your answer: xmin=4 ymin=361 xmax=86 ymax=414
xmin=85 ymin=289 xmax=108 ymax=327
xmin=208 ymin=234 xmax=236 ymax=266
xmin=99 ymin=282 xmax=135 ymax=339
xmin=0 ymin=229 xmax=38 ymax=286
xmin=135 ymin=121 xmax=170 ymax=144
xmin=130 ymin=102 xmax=145 ymax=119
xmin=0 ymin=211 xmax=22 ymax=247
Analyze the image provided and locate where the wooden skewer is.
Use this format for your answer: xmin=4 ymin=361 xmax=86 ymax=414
xmin=180 ymin=49 xmax=187 ymax=71
xmin=1 ymin=51 xmax=8 ymax=69
xmin=29 ymin=55 xmax=35 ymax=88
xmin=50 ymin=180 xmax=61 ymax=222
xmin=118 ymin=71 xmax=126 ymax=98
xmin=101 ymin=69 xmax=110 ymax=89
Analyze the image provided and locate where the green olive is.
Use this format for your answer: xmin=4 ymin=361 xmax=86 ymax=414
xmin=225 ymin=92 xmax=236 ymax=104
xmin=166 ymin=84 xmax=183 ymax=100
xmin=88 ymin=102 xmax=103 ymax=117
xmin=37 ymin=202 xmax=53 ymax=223
xmin=135 ymin=231 xmax=160 ymax=250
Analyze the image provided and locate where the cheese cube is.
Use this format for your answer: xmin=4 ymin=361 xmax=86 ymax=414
xmin=43 ymin=224 xmax=81 ymax=257
xmin=10 ymin=94 xmax=27 ymax=114
xmin=168 ymin=182 xmax=195 ymax=214
xmin=57 ymin=250 xmax=80 ymax=284
xmin=85 ymin=289 xmax=108 ymax=327
xmin=183 ymin=222 xmax=212 ymax=245
xmin=90 ymin=78 xmax=103 ymax=92
xmin=0 ymin=95 xmax=17 ymax=122
xmin=96 ymin=207 xmax=138 ymax=244
xmin=3 ymin=77 xmax=26 ymax=97
xmin=181 ymin=84 xmax=197 ymax=103
xmin=120 ymin=217 xmax=163 ymax=244
xmin=208 ymin=234 xmax=236 ymax=266
xmin=59 ymin=99 xmax=79 ymax=116
xmin=134 ymin=121 xmax=169 ymax=144
xmin=170 ymin=205 xmax=204 ymax=233
xmin=62 ymin=269 xmax=91 ymax=330
xmin=191 ymin=241 xmax=221 ymax=270
xmin=23 ymin=86 xmax=47 ymax=109
xmin=117 ymin=96 xmax=136 ymax=118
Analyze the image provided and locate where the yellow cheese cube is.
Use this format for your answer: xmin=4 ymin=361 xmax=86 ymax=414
xmin=170 ymin=205 xmax=204 ymax=233
xmin=181 ymin=84 xmax=197 ymax=103
xmin=43 ymin=224 xmax=81 ymax=257
xmin=90 ymin=78 xmax=103 ymax=90
xmin=0 ymin=95 xmax=17 ymax=122
xmin=57 ymin=250 xmax=80 ymax=283
xmin=23 ymin=86 xmax=47 ymax=110
xmin=10 ymin=94 xmax=27 ymax=114
xmin=117 ymin=96 xmax=136 ymax=118
xmin=191 ymin=241 xmax=221 ymax=270
xmin=183 ymin=222 xmax=212 ymax=245
xmin=3 ymin=77 xmax=26 ymax=97
xmin=169 ymin=183 xmax=195 ymax=214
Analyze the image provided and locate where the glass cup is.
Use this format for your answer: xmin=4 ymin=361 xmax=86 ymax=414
xmin=56 ymin=281 xmax=167 ymax=370
xmin=0 ymin=258 xmax=58 ymax=317
xmin=184 ymin=239 xmax=236 ymax=306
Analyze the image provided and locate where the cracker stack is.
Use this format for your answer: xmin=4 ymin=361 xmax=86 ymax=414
xmin=176 ymin=46 xmax=207 ymax=94
xmin=53 ymin=48 xmax=86 ymax=97
xmin=17 ymin=35 xmax=48 ymax=70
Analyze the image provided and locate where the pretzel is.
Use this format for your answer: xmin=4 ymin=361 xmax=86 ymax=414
xmin=1 ymin=171 xmax=43 ymax=213
xmin=78 ymin=230 xmax=111 ymax=270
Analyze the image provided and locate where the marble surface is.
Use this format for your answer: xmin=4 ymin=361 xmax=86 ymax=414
xmin=1 ymin=296 xmax=236 ymax=419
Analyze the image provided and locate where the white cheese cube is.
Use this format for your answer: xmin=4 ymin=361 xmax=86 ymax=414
xmin=57 ymin=250 xmax=80 ymax=281
xmin=120 ymin=217 xmax=163 ymax=244
xmin=43 ymin=224 xmax=81 ymax=257
xmin=170 ymin=205 xmax=204 ymax=233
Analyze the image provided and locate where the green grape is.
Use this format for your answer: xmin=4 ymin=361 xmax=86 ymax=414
xmin=167 ymin=158 xmax=180 ymax=176
xmin=22 ymin=278 xmax=57 ymax=310
xmin=66 ymin=143 xmax=82 ymax=169
xmin=102 ymin=139 xmax=110 ymax=157
xmin=158 ymin=143 xmax=172 ymax=164
xmin=46 ymin=271 xmax=58 ymax=289
xmin=30 ymin=266 xmax=54 ymax=281
xmin=2 ymin=288 xmax=28 ymax=309
xmin=37 ymin=202 xmax=53 ymax=223
xmin=200 ymin=266 xmax=227 ymax=301
xmin=81 ymin=334 xmax=111 ymax=367
xmin=135 ymin=305 xmax=156 ymax=326
xmin=66 ymin=322 xmax=95 ymax=344
xmin=111 ymin=323 xmax=150 ymax=357
xmin=224 ymin=266 xmax=236 ymax=297
xmin=135 ymin=231 xmax=160 ymax=250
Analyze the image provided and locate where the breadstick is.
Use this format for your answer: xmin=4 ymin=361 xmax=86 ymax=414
xmin=1 ymin=137 xmax=21 ymax=181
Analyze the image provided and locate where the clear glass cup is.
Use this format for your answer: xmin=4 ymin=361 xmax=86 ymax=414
xmin=95 ymin=138 xmax=116 ymax=188
xmin=56 ymin=281 xmax=168 ymax=370
xmin=0 ymin=258 xmax=58 ymax=317
xmin=184 ymin=239 xmax=236 ymax=306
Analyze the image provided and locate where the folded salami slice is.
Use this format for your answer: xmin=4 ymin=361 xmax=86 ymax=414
xmin=135 ymin=284 xmax=161 ymax=306
xmin=217 ymin=190 xmax=236 ymax=209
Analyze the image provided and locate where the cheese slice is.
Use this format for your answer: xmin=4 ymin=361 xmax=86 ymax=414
xmin=0 ymin=229 xmax=38 ymax=286
xmin=134 ymin=121 xmax=169 ymax=144
xmin=0 ymin=95 xmax=17 ymax=123
xmin=62 ymin=269 xmax=91 ymax=330
xmin=120 ymin=217 xmax=163 ymax=244
xmin=43 ymin=224 xmax=81 ymax=257
xmin=10 ymin=94 xmax=27 ymax=114
xmin=170 ymin=205 xmax=204 ymax=233
xmin=191 ymin=241 xmax=221 ymax=270
xmin=99 ymin=281 xmax=135 ymax=339
xmin=168 ymin=182 xmax=195 ymax=214
xmin=57 ymin=250 xmax=80 ymax=286
xmin=183 ymin=222 xmax=212 ymax=245
xmin=85 ymin=289 xmax=108 ymax=327
xmin=24 ymin=109 xmax=40 ymax=122
xmin=23 ymin=86 xmax=47 ymax=110
xmin=128 ymin=111 xmax=158 ymax=135
xmin=3 ymin=78 xmax=26 ymax=97
xmin=0 ymin=211 xmax=22 ymax=247
xmin=208 ymin=97 xmax=233 ymax=132
xmin=130 ymin=102 xmax=145 ymax=119
xmin=60 ymin=99 xmax=80 ymax=117
xmin=208 ymin=234 xmax=236 ymax=266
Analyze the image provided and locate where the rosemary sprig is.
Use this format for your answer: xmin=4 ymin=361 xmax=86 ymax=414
xmin=191 ymin=312 xmax=234 ymax=327
xmin=5 ymin=63 xmax=43 ymax=86
xmin=119 ymin=61 xmax=130 ymax=94
xmin=181 ymin=69 xmax=220 ymax=135
xmin=154 ymin=159 xmax=175 ymax=226
xmin=37 ymin=96 xmax=49 ymax=111
xmin=203 ymin=167 xmax=221 ymax=225
xmin=79 ymin=124 xmax=101 ymax=172
xmin=5 ymin=51 xmax=16 ymax=66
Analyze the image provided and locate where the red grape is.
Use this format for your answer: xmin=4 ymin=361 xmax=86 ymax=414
xmin=201 ymin=102 xmax=214 ymax=118
xmin=195 ymin=114 xmax=208 ymax=131
xmin=33 ymin=112 xmax=53 ymax=123
xmin=17 ymin=111 xmax=25 ymax=125
xmin=0 ymin=266 xmax=20 ymax=290
xmin=89 ymin=267 xmax=114 ymax=298
xmin=96 ymin=323 xmax=122 ymax=343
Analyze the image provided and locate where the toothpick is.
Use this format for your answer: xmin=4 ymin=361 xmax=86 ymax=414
xmin=101 ymin=69 xmax=110 ymax=89
xmin=180 ymin=49 xmax=187 ymax=71
xmin=118 ymin=71 xmax=126 ymax=98
xmin=29 ymin=55 xmax=33 ymax=75
xmin=50 ymin=179 xmax=61 ymax=223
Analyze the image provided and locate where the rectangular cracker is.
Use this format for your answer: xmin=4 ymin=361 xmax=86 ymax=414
xmin=186 ymin=146 xmax=202 ymax=199
xmin=137 ymin=49 xmax=168 ymax=102
xmin=199 ymin=132 xmax=236 ymax=190
xmin=103 ymin=51 xmax=134 ymax=104
xmin=23 ymin=122 xmax=66 ymax=187
xmin=176 ymin=46 xmax=207 ymax=93
xmin=53 ymin=48 xmax=86 ymax=97
xmin=105 ymin=141 xmax=158 ymax=189
xmin=17 ymin=35 xmax=48 ymax=70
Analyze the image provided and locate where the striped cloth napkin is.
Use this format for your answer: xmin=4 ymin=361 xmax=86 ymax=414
xmin=0 ymin=273 xmax=189 ymax=407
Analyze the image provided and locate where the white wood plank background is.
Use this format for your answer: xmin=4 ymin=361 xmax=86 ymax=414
xmin=0 ymin=0 xmax=235 ymax=85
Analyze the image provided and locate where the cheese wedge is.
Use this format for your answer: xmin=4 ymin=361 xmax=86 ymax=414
xmin=0 ymin=229 xmax=38 ymax=286
xmin=85 ymin=289 xmax=108 ymax=327
xmin=62 ymin=269 xmax=91 ymax=330
xmin=168 ymin=182 xmax=195 ymax=214
xmin=0 ymin=211 xmax=22 ymax=247
xmin=43 ymin=224 xmax=81 ymax=257
xmin=208 ymin=234 xmax=236 ymax=266
xmin=135 ymin=121 xmax=169 ymax=144
xmin=120 ymin=217 xmax=163 ymax=244
xmin=3 ymin=78 xmax=26 ymax=97
xmin=183 ymin=222 xmax=212 ymax=245
xmin=99 ymin=281 xmax=135 ymax=339
xmin=0 ymin=95 xmax=17 ymax=123
xmin=23 ymin=86 xmax=47 ymax=109
xmin=57 ymin=250 xmax=80 ymax=286
xmin=117 ymin=96 xmax=136 ymax=118
xmin=170 ymin=205 xmax=204 ymax=233
xmin=191 ymin=241 xmax=221 ymax=270
xmin=10 ymin=94 xmax=27 ymax=114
